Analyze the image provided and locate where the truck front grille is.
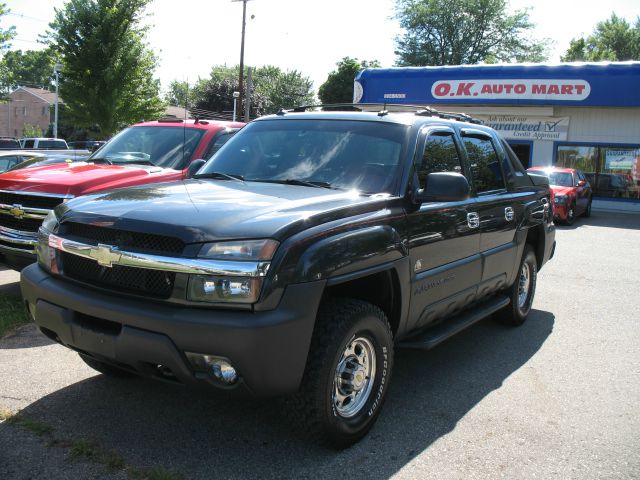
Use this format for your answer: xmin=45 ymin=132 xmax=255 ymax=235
xmin=61 ymin=222 xmax=185 ymax=255
xmin=0 ymin=192 xmax=66 ymax=210
xmin=61 ymin=252 xmax=176 ymax=298
xmin=0 ymin=216 xmax=43 ymax=232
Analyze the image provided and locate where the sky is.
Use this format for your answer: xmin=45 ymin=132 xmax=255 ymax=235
xmin=3 ymin=0 xmax=639 ymax=95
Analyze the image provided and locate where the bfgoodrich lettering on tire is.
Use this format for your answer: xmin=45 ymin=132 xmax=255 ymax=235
xmin=283 ymin=298 xmax=394 ymax=448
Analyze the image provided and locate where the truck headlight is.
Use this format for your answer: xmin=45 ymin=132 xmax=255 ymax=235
xmin=554 ymin=195 xmax=567 ymax=204
xmin=37 ymin=211 xmax=61 ymax=273
xmin=41 ymin=210 xmax=59 ymax=233
xmin=187 ymin=239 xmax=278 ymax=304
xmin=197 ymin=239 xmax=278 ymax=261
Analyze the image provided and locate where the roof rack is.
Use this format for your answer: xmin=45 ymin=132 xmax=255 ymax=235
xmin=278 ymin=103 xmax=484 ymax=124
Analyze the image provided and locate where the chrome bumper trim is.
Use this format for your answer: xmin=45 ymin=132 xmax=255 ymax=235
xmin=47 ymin=233 xmax=270 ymax=277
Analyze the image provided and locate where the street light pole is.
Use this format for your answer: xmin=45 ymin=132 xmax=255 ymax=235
xmin=53 ymin=63 xmax=62 ymax=138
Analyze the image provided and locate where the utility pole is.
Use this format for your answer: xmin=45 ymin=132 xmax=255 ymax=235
xmin=232 ymin=0 xmax=253 ymax=117
xmin=53 ymin=63 xmax=62 ymax=138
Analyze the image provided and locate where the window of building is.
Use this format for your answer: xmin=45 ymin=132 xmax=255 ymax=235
xmin=464 ymin=135 xmax=506 ymax=193
xmin=556 ymin=144 xmax=640 ymax=199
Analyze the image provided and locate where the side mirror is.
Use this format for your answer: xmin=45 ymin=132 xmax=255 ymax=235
xmin=528 ymin=172 xmax=550 ymax=187
xmin=186 ymin=159 xmax=207 ymax=178
xmin=577 ymin=179 xmax=586 ymax=187
xmin=415 ymin=172 xmax=470 ymax=204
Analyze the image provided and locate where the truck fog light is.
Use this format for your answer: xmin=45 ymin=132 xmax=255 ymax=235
xmin=210 ymin=360 xmax=238 ymax=384
xmin=185 ymin=352 xmax=238 ymax=385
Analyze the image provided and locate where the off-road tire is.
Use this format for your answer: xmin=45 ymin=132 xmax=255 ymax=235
xmin=283 ymin=298 xmax=394 ymax=449
xmin=79 ymin=353 xmax=134 ymax=378
xmin=495 ymin=245 xmax=537 ymax=326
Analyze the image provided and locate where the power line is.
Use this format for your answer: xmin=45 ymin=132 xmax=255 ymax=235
xmin=7 ymin=12 xmax=48 ymax=23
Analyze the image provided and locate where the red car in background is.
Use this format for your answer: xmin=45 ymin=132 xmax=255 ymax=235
xmin=527 ymin=166 xmax=593 ymax=224
xmin=0 ymin=119 xmax=244 ymax=269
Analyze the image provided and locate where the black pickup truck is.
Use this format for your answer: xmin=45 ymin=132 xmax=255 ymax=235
xmin=21 ymin=106 xmax=555 ymax=447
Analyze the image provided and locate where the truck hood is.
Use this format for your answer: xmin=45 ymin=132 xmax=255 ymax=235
xmin=59 ymin=179 xmax=393 ymax=244
xmin=0 ymin=162 xmax=176 ymax=197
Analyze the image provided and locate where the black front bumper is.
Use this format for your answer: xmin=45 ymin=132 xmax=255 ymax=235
xmin=21 ymin=264 xmax=325 ymax=397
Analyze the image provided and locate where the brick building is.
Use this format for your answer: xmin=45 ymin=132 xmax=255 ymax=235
xmin=0 ymin=86 xmax=59 ymax=138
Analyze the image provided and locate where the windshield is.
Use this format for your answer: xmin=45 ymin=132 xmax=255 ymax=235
xmin=545 ymin=171 xmax=574 ymax=187
xmin=89 ymin=126 xmax=205 ymax=169
xmin=199 ymin=119 xmax=407 ymax=194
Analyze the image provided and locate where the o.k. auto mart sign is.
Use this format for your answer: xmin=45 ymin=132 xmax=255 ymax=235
xmin=431 ymin=79 xmax=590 ymax=102
xmin=476 ymin=115 xmax=570 ymax=141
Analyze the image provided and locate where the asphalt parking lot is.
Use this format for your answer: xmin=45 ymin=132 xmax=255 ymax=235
xmin=1 ymin=211 xmax=639 ymax=480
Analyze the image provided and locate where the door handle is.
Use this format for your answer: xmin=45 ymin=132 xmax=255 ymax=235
xmin=505 ymin=207 xmax=514 ymax=221
xmin=467 ymin=212 xmax=480 ymax=229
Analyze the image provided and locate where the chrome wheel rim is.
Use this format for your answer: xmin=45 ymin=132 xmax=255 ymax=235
xmin=568 ymin=207 xmax=575 ymax=221
xmin=517 ymin=262 xmax=531 ymax=308
xmin=333 ymin=336 xmax=376 ymax=418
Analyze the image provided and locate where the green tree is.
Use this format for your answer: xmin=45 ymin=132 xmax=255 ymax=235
xmin=46 ymin=0 xmax=164 ymax=137
xmin=318 ymin=57 xmax=380 ymax=104
xmin=562 ymin=14 xmax=640 ymax=61
xmin=0 ymin=3 xmax=17 ymax=99
xmin=0 ymin=3 xmax=15 ymax=50
xmin=194 ymin=70 xmax=266 ymax=119
xmin=254 ymin=65 xmax=314 ymax=112
xmin=1 ymin=49 xmax=58 ymax=89
xmin=164 ymin=79 xmax=198 ymax=109
xmin=185 ymin=64 xmax=314 ymax=117
xmin=394 ymin=0 xmax=548 ymax=66
xmin=23 ymin=123 xmax=44 ymax=138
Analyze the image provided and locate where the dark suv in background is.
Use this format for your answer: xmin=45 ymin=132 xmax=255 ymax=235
xmin=22 ymin=105 xmax=555 ymax=447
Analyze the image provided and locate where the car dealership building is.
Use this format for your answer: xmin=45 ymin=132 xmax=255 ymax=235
xmin=354 ymin=62 xmax=640 ymax=201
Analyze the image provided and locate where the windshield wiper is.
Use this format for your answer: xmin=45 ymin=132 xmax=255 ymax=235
xmin=111 ymin=159 xmax=156 ymax=166
xmin=193 ymin=172 xmax=245 ymax=182
xmin=252 ymin=179 xmax=335 ymax=189
xmin=88 ymin=157 xmax=112 ymax=165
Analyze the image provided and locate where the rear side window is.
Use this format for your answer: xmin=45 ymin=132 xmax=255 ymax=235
xmin=23 ymin=139 xmax=35 ymax=148
xmin=417 ymin=132 xmax=463 ymax=187
xmin=464 ymin=136 xmax=506 ymax=193
xmin=203 ymin=131 xmax=237 ymax=159
xmin=38 ymin=140 xmax=67 ymax=149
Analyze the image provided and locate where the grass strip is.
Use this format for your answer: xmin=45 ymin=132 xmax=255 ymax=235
xmin=5 ymin=414 xmax=53 ymax=436
xmin=7 ymin=412 xmax=182 ymax=479
xmin=0 ymin=292 xmax=30 ymax=338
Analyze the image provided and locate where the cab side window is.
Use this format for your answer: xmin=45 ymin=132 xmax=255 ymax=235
xmin=417 ymin=132 xmax=464 ymax=187
xmin=464 ymin=135 xmax=506 ymax=193
xmin=203 ymin=131 xmax=237 ymax=159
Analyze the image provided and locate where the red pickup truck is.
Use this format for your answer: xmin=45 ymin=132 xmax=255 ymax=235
xmin=0 ymin=119 xmax=243 ymax=269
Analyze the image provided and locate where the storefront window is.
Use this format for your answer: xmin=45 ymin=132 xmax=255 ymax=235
xmin=555 ymin=144 xmax=640 ymax=199
xmin=556 ymin=146 xmax=597 ymax=173
xmin=601 ymin=147 xmax=639 ymax=199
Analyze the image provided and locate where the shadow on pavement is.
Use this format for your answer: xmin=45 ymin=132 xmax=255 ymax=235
xmin=0 ymin=323 xmax=55 ymax=349
xmin=1 ymin=310 xmax=554 ymax=480
xmin=557 ymin=211 xmax=640 ymax=231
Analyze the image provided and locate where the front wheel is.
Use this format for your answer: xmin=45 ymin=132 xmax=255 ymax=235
xmin=283 ymin=299 xmax=394 ymax=448
xmin=565 ymin=203 xmax=576 ymax=225
xmin=583 ymin=198 xmax=592 ymax=217
xmin=496 ymin=245 xmax=537 ymax=326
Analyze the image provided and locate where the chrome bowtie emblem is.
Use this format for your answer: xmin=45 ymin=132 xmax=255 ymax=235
xmin=89 ymin=244 xmax=121 ymax=268
xmin=9 ymin=204 xmax=25 ymax=219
